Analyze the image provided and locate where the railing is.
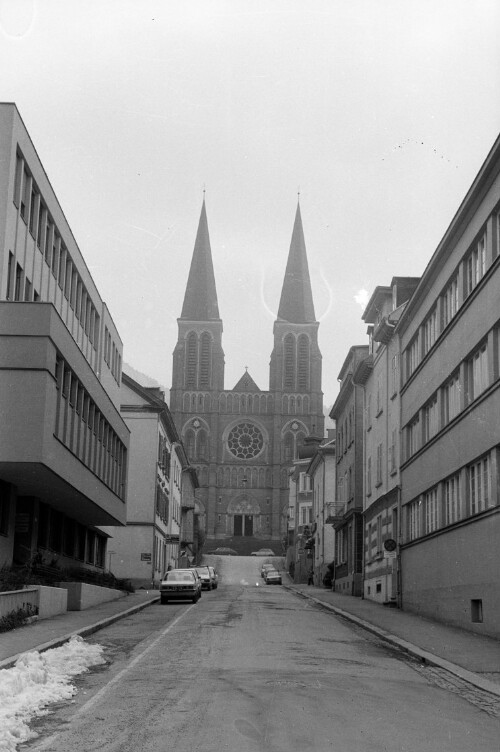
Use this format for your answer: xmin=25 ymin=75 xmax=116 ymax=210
xmin=325 ymin=501 xmax=346 ymax=523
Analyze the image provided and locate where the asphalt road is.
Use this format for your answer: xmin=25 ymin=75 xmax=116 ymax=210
xmin=27 ymin=556 xmax=500 ymax=752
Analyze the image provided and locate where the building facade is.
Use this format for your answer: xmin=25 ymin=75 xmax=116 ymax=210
xmin=398 ymin=133 xmax=500 ymax=637
xmin=0 ymin=103 xmax=129 ymax=574
xmin=329 ymin=346 xmax=367 ymax=596
xmin=308 ymin=436 xmax=336 ymax=587
xmin=358 ymin=278 xmax=418 ymax=605
xmin=170 ymin=200 xmax=324 ymax=552
xmin=103 ymin=373 xmax=198 ymax=588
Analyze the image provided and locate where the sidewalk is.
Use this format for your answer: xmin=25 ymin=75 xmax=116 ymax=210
xmin=283 ymin=577 xmax=500 ymax=698
xmin=0 ymin=590 xmax=160 ymax=670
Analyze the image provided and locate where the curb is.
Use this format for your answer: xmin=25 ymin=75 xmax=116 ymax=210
xmin=0 ymin=596 xmax=160 ymax=671
xmin=283 ymin=584 xmax=500 ymax=699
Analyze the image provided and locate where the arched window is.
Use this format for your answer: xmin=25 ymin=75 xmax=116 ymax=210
xmin=185 ymin=429 xmax=195 ymax=461
xmin=295 ymin=431 xmax=306 ymax=459
xmin=231 ymin=468 xmax=238 ymax=487
xmin=199 ymin=332 xmax=211 ymax=388
xmin=224 ymin=467 xmax=231 ymax=487
xmin=282 ymin=396 xmax=288 ymax=414
xmin=303 ymin=395 xmax=310 ymax=413
xmin=252 ymin=468 xmax=258 ymax=488
xmin=253 ymin=395 xmax=260 ymax=413
xmin=204 ymin=394 xmax=211 ymax=411
xmin=283 ymin=334 xmax=296 ymax=390
xmin=185 ymin=332 xmax=198 ymax=388
xmin=290 ymin=396 xmax=295 ymax=414
xmin=281 ymin=469 xmax=288 ymax=488
xmin=197 ymin=430 xmax=208 ymax=461
xmin=191 ymin=394 xmax=196 ymax=410
xmin=183 ymin=393 xmax=191 ymax=412
xmin=234 ymin=394 xmax=240 ymax=413
xmin=260 ymin=395 xmax=266 ymax=413
xmin=240 ymin=394 xmax=246 ymax=411
xmin=266 ymin=468 xmax=272 ymax=486
xmin=220 ymin=393 xmax=227 ymax=413
xmin=297 ymin=334 xmax=310 ymax=391
xmin=227 ymin=394 xmax=233 ymax=412
xmin=297 ymin=396 xmax=302 ymax=413
xmin=259 ymin=468 xmax=265 ymax=487
xmin=268 ymin=395 xmax=273 ymax=412
xmin=283 ymin=432 xmax=294 ymax=461
xmin=217 ymin=467 xmax=224 ymax=487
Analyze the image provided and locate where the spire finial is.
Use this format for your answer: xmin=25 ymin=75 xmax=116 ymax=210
xmin=297 ymin=185 xmax=301 ymax=203
xmin=203 ymin=183 xmax=206 ymax=200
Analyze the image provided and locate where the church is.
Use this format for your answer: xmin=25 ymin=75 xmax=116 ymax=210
xmin=170 ymin=200 xmax=324 ymax=551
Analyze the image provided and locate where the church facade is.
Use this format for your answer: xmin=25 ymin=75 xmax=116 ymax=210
xmin=170 ymin=201 xmax=324 ymax=549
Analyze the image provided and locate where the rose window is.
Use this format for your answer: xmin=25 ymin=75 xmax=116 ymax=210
xmin=227 ymin=422 xmax=264 ymax=459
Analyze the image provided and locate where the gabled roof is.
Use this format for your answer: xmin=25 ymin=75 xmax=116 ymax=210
xmin=277 ymin=203 xmax=316 ymax=324
xmin=180 ymin=200 xmax=220 ymax=321
xmin=232 ymin=370 xmax=261 ymax=392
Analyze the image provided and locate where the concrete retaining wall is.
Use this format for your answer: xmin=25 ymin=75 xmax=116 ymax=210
xmin=0 ymin=585 xmax=68 ymax=620
xmin=57 ymin=582 xmax=127 ymax=611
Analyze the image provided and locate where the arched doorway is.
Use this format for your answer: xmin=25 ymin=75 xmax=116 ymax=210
xmin=227 ymin=495 xmax=261 ymax=538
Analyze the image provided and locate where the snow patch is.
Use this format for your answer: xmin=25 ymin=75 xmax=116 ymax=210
xmin=0 ymin=635 xmax=105 ymax=751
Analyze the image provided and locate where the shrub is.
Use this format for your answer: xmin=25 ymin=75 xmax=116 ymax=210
xmin=0 ymin=603 xmax=38 ymax=633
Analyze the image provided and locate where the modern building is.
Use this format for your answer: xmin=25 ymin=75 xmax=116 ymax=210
xmin=329 ymin=346 xmax=368 ymax=596
xmin=170 ymin=200 xmax=324 ymax=552
xmin=0 ymin=103 xmax=129 ymax=574
xmin=102 ymin=373 xmax=198 ymax=588
xmin=398 ymin=132 xmax=500 ymax=637
xmin=357 ymin=278 xmax=418 ymax=605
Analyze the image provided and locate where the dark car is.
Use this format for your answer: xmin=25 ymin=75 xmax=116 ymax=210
xmin=264 ymin=569 xmax=282 ymax=585
xmin=160 ymin=569 xmax=202 ymax=604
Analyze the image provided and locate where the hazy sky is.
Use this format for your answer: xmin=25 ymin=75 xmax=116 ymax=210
xmin=1 ymin=0 xmax=499 ymax=407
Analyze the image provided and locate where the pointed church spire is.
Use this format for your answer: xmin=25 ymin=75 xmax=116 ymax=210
xmin=180 ymin=200 xmax=220 ymax=321
xmin=277 ymin=202 xmax=316 ymax=324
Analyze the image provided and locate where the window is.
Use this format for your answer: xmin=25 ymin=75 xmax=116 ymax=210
xmin=6 ymin=252 xmax=14 ymax=300
xmin=24 ymin=277 xmax=32 ymax=301
xmin=469 ymin=455 xmax=491 ymax=515
xmin=297 ymin=335 xmax=310 ymax=391
xmin=444 ymin=373 xmax=461 ymax=424
xmin=20 ymin=168 xmax=29 ymax=221
xmin=199 ymin=332 xmax=211 ymax=388
xmin=408 ymin=499 xmax=421 ymax=541
xmin=406 ymin=334 xmax=420 ymax=378
xmin=376 ymin=377 xmax=383 ymax=416
xmin=442 ymin=275 xmax=459 ymax=328
xmin=390 ymin=354 xmax=399 ymax=397
xmin=423 ymin=396 xmax=439 ymax=443
xmin=283 ymin=334 xmax=296 ymax=390
xmin=424 ymin=488 xmax=438 ymax=533
xmin=376 ymin=515 xmax=382 ymax=553
xmin=423 ymin=308 xmax=438 ymax=354
xmin=185 ymin=332 xmax=198 ymax=388
xmin=29 ymin=188 xmax=38 ymax=236
xmin=389 ymin=429 xmax=397 ymax=474
xmin=467 ymin=343 xmax=488 ymax=402
xmin=376 ymin=444 xmax=383 ymax=486
xmin=14 ymin=263 xmax=23 ymax=301
xmin=298 ymin=472 xmax=311 ymax=493
xmin=466 ymin=234 xmax=487 ymax=296
xmin=407 ymin=415 xmax=420 ymax=458
xmin=366 ymin=393 xmax=372 ymax=430
xmin=445 ymin=474 xmax=461 ymax=525
xmin=366 ymin=456 xmax=372 ymax=496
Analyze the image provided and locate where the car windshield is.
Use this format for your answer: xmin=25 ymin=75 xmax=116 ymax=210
xmin=164 ymin=571 xmax=194 ymax=582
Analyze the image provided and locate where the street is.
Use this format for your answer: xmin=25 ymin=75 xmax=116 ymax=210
xmin=25 ymin=557 xmax=499 ymax=752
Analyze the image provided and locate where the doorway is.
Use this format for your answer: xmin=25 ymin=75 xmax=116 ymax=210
xmin=234 ymin=514 xmax=253 ymax=537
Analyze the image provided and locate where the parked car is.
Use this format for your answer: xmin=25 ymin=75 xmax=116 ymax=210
xmin=264 ymin=569 xmax=282 ymax=585
xmin=251 ymin=548 xmax=276 ymax=556
xmin=195 ymin=566 xmax=213 ymax=590
xmin=160 ymin=569 xmax=202 ymax=604
xmin=261 ymin=563 xmax=275 ymax=578
xmin=208 ymin=547 xmax=238 ymax=556
xmin=207 ymin=565 xmax=218 ymax=589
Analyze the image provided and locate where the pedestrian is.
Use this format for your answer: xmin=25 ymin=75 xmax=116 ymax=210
xmin=307 ymin=569 xmax=314 ymax=586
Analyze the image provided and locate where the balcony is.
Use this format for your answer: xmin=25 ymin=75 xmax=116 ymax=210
xmin=325 ymin=502 xmax=346 ymax=524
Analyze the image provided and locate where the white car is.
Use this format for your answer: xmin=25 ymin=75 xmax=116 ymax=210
xmin=160 ymin=569 xmax=202 ymax=604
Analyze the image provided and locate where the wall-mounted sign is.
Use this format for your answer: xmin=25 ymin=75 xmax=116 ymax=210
xmin=383 ymin=538 xmax=397 ymax=552
xmin=140 ymin=553 xmax=152 ymax=562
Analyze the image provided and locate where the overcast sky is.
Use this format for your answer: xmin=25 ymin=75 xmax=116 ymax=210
xmin=1 ymin=0 xmax=499 ymax=407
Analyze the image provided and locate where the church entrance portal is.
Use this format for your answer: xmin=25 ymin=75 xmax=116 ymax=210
xmin=233 ymin=514 xmax=253 ymax=537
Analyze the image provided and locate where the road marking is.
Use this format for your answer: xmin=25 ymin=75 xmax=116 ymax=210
xmin=31 ymin=604 xmax=195 ymax=750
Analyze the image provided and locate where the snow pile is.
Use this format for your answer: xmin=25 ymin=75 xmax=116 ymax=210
xmin=0 ymin=635 xmax=105 ymax=752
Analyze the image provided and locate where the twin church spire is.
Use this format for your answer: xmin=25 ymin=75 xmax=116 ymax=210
xmin=181 ymin=199 xmax=316 ymax=328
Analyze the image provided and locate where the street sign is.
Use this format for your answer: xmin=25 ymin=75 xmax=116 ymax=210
xmin=384 ymin=550 xmax=397 ymax=559
xmin=383 ymin=538 xmax=397 ymax=552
